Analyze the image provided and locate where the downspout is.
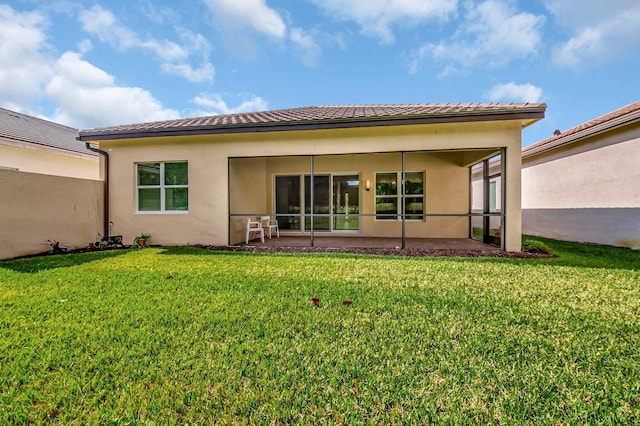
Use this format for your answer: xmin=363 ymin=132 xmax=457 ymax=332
xmin=85 ymin=143 xmax=109 ymax=239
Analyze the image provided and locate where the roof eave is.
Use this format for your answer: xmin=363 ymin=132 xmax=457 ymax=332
xmin=523 ymin=109 xmax=640 ymax=159
xmin=1 ymin=135 xmax=98 ymax=157
xmin=77 ymin=109 xmax=546 ymax=142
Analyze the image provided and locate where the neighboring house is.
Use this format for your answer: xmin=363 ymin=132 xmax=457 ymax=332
xmin=77 ymin=103 xmax=546 ymax=252
xmin=471 ymin=101 xmax=640 ymax=249
xmin=0 ymin=108 xmax=99 ymax=179
xmin=521 ymin=101 xmax=640 ymax=249
xmin=0 ymin=108 xmax=103 ymax=260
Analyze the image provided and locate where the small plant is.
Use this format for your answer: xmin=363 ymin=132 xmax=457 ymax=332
xmin=87 ymin=235 xmax=124 ymax=251
xmin=522 ymin=238 xmax=551 ymax=254
xmin=133 ymin=233 xmax=151 ymax=248
xmin=46 ymin=240 xmax=69 ymax=254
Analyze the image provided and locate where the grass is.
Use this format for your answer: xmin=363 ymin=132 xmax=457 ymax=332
xmin=1 ymin=239 xmax=639 ymax=424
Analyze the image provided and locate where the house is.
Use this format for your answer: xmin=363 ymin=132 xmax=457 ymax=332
xmin=0 ymin=108 xmax=99 ymax=179
xmin=521 ymin=101 xmax=640 ymax=249
xmin=0 ymin=109 xmax=103 ymax=260
xmin=77 ymin=103 xmax=546 ymax=252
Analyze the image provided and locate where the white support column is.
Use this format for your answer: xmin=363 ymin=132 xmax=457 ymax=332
xmin=504 ymin=145 xmax=522 ymax=252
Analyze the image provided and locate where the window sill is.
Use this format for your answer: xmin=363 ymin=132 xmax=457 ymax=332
xmin=135 ymin=211 xmax=189 ymax=215
xmin=374 ymin=218 xmax=426 ymax=222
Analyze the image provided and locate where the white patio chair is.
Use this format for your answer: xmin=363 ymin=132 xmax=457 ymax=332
xmin=246 ymin=217 xmax=264 ymax=244
xmin=261 ymin=216 xmax=279 ymax=239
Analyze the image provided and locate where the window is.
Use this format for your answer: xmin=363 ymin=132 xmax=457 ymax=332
xmin=375 ymin=171 xmax=424 ymax=220
xmin=275 ymin=173 xmax=360 ymax=231
xmin=137 ymin=162 xmax=188 ymax=212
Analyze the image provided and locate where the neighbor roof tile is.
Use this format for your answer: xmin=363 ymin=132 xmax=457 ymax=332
xmin=523 ymin=101 xmax=640 ymax=158
xmin=0 ymin=108 xmax=95 ymax=155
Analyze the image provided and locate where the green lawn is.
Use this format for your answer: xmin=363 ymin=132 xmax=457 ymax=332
xmin=1 ymin=239 xmax=639 ymax=424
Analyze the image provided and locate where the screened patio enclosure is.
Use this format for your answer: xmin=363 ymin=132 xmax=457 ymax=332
xmin=229 ymin=149 xmax=505 ymax=249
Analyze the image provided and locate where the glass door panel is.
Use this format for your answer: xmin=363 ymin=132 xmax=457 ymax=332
xmin=275 ymin=176 xmax=301 ymax=231
xmin=304 ymin=175 xmax=330 ymax=231
xmin=333 ymin=175 xmax=360 ymax=230
xmin=375 ymin=172 xmax=398 ymax=220
xmin=404 ymin=171 xmax=424 ymax=220
xmin=275 ymin=173 xmax=361 ymax=232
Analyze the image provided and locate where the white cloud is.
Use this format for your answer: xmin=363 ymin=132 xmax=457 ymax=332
xmin=45 ymin=51 xmax=180 ymax=128
xmin=290 ymin=27 xmax=321 ymax=67
xmin=161 ymin=62 xmax=216 ymax=83
xmin=486 ymin=82 xmax=543 ymax=103
xmin=410 ymin=0 xmax=544 ymax=74
xmin=552 ymin=28 xmax=604 ymax=69
xmin=203 ymin=0 xmax=287 ymax=39
xmin=139 ymin=0 xmax=178 ymax=25
xmin=139 ymin=39 xmax=189 ymax=63
xmin=0 ymin=4 xmax=181 ymax=128
xmin=78 ymin=5 xmax=214 ymax=82
xmin=203 ymin=0 xmax=323 ymax=66
xmin=79 ymin=6 xmax=137 ymax=51
xmin=203 ymin=0 xmax=287 ymax=60
xmin=192 ymin=93 xmax=268 ymax=115
xmin=308 ymin=0 xmax=458 ymax=44
xmin=546 ymin=0 xmax=640 ymax=68
xmin=0 ymin=5 xmax=53 ymax=108
xmin=77 ymin=38 xmax=92 ymax=54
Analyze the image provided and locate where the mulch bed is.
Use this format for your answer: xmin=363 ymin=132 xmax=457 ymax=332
xmin=200 ymin=245 xmax=553 ymax=258
xmin=13 ymin=244 xmax=551 ymax=261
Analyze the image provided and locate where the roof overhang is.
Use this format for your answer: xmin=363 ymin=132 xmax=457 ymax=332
xmin=1 ymin=137 xmax=98 ymax=160
xmin=523 ymin=105 xmax=640 ymax=159
xmin=77 ymin=106 xmax=546 ymax=143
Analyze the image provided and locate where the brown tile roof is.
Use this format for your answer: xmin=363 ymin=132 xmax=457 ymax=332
xmin=78 ymin=103 xmax=546 ymax=141
xmin=523 ymin=101 xmax=640 ymax=158
xmin=0 ymin=108 xmax=96 ymax=155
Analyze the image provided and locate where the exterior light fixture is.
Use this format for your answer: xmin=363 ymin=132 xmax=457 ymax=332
xmin=365 ymin=179 xmax=371 ymax=191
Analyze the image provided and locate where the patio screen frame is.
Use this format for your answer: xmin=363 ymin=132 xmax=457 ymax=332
xmin=229 ymin=148 xmax=507 ymax=250
xmin=468 ymin=149 xmax=506 ymax=247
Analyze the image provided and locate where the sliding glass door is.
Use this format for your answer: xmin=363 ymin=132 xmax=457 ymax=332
xmin=333 ymin=175 xmax=359 ymax=230
xmin=275 ymin=174 xmax=360 ymax=231
xmin=275 ymin=176 xmax=301 ymax=231
xmin=304 ymin=175 xmax=330 ymax=231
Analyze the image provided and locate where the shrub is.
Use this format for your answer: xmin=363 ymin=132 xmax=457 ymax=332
xmin=522 ymin=238 xmax=551 ymax=254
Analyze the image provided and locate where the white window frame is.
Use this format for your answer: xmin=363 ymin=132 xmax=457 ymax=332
xmin=374 ymin=171 xmax=424 ymax=221
xmin=136 ymin=161 xmax=189 ymax=214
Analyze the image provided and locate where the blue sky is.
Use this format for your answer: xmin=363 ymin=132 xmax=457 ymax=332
xmin=1 ymin=0 xmax=638 ymax=147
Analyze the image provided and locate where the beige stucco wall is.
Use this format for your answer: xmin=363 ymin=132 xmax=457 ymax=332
xmin=0 ymin=170 xmax=103 ymax=260
xmin=0 ymin=141 xmax=99 ymax=180
xmin=522 ymin=125 xmax=640 ymax=248
xmin=95 ymin=120 xmax=524 ymax=251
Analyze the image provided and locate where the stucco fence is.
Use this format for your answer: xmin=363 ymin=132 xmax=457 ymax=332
xmin=0 ymin=170 xmax=103 ymax=260
xmin=522 ymin=208 xmax=640 ymax=250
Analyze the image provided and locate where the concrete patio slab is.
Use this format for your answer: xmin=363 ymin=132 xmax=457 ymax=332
xmin=241 ymin=235 xmax=501 ymax=251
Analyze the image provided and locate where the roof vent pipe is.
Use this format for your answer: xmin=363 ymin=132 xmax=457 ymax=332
xmin=85 ymin=143 xmax=109 ymax=239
